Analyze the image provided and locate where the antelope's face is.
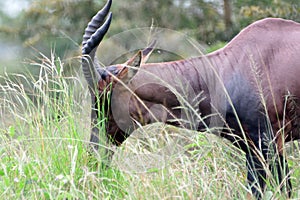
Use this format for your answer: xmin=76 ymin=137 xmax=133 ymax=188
xmin=97 ymin=64 xmax=128 ymax=93
xmin=97 ymin=48 xmax=153 ymax=93
xmin=81 ymin=0 xmax=155 ymax=145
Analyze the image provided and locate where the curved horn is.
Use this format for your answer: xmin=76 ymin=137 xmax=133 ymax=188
xmin=82 ymin=12 xmax=112 ymax=55
xmin=82 ymin=0 xmax=112 ymax=90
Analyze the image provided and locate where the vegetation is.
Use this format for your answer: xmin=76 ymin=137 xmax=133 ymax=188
xmin=0 ymin=0 xmax=300 ymax=199
xmin=0 ymin=55 xmax=300 ymax=199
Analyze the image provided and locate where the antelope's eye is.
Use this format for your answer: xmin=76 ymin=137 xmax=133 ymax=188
xmin=113 ymin=69 xmax=119 ymax=75
xmin=107 ymin=65 xmax=119 ymax=75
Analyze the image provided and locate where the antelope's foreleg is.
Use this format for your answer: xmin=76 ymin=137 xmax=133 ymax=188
xmin=246 ymin=148 xmax=267 ymax=199
xmin=270 ymin=154 xmax=292 ymax=197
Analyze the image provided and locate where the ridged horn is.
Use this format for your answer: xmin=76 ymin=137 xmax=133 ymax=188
xmin=82 ymin=0 xmax=112 ymax=90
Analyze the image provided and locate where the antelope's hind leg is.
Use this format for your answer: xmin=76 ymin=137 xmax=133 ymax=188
xmin=246 ymin=133 xmax=292 ymax=199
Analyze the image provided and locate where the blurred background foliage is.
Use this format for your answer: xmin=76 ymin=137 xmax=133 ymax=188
xmin=0 ymin=0 xmax=299 ymax=75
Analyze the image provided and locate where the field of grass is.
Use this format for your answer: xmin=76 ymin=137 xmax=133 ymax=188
xmin=0 ymin=55 xmax=300 ymax=199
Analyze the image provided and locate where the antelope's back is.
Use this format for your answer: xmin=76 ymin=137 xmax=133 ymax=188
xmin=224 ymin=18 xmax=300 ymax=97
xmin=215 ymin=18 xmax=300 ymax=141
xmin=243 ymin=18 xmax=300 ymax=140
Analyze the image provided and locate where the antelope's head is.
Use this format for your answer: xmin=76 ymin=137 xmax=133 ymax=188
xmin=82 ymin=0 xmax=155 ymax=146
xmin=82 ymin=0 xmax=155 ymax=90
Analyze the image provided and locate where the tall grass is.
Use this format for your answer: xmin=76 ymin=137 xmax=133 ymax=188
xmin=0 ymin=53 xmax=299 ymax=199
xmin=0 ymin=54 xmax=127 ymax=199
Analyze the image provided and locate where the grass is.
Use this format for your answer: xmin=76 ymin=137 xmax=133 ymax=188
xmin=0 ymin=54 xmax=300 ymax=199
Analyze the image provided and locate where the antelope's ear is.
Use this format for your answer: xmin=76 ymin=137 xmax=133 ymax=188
xmin=125 ymin=40 xmax=156 ymax=66
xmin=119 ymin=51 xmax=142 ymax=83
xmin=126 ymin=50 xmax=142 ymax=67
xmin=141 ymin=40 xmax=156 ymax=64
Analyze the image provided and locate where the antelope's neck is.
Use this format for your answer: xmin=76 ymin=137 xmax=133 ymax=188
xmin=137 ymin=53 xmax=227 ymax=97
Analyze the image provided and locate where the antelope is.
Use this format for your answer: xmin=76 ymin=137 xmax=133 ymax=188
xmin=81 ymin=0 xmax=300 ymax=198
